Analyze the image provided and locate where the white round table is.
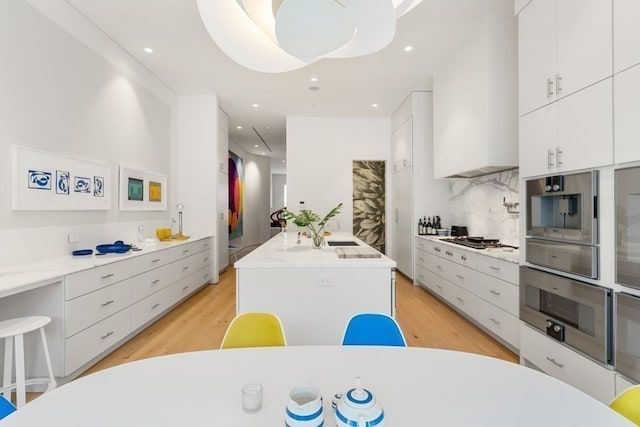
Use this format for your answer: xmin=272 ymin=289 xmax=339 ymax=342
xmin=0 ymin=346 xmax=632 ymax=426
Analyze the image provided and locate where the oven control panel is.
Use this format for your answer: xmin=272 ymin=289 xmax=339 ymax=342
xmin=546 ymin=319 xmax=565 ymax=342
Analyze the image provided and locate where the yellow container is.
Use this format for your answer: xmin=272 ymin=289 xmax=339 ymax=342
xmin=156 ymin=228 xmax=172 ymax=241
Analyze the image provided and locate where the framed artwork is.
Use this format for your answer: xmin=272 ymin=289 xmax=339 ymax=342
xmin=118 ymin=164 xmax=167 ymax=211
xmin=11 ymin=145 xmax=111 ymax=210
xmin=229 ymin=150 xmax=244 ymax=239
xmin=353 ymin=160 xmax=386 ymax=253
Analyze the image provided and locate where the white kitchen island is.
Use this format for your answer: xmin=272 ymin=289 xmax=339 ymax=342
xmin=234 ymin=232 xmax=397 ymax=345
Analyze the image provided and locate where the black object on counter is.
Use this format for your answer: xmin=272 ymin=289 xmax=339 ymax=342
xmin=450 ymin=226 xmax=468 ymax=237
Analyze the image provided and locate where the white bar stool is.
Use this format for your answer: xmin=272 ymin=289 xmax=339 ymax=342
xmin=0 ymin=316 xmax=57 ymax=407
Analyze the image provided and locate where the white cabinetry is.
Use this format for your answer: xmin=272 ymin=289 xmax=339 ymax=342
xmin=518 ymin=0 xmax=612 ymax=116
xmin=32 ymin=237 xmax=213 ymax=378
xmin=520 ymin=324 xmax=615 ymax=404
xmin=391 ymin=93 xmax=448 ymax=280
xmin=614 ymin=64 xmax=640 ymax=164
xmin=519 ymin=78 xmax=613 ymax=178
xmin=614 ymin=0 xmax=640 ymax=73
xmin=415 ymin=237 xmax=519 ymax=351
xmin=433 ymin=1 xmax=517 ymax=178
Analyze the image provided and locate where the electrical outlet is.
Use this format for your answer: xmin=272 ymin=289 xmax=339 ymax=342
xmin=68 ymin=233 xmax=80 ymax=244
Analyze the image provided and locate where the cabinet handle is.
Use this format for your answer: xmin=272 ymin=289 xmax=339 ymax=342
xmin=545 ymin=357 xmax=564 ymax=368
xmin=100 ymin=273 xmax=114 ymax=280
xmin=436 ymin=285 xmax=443 ymax=290
xmin=204 ymin=257 xmax=209 ymax=262
xmin=182 ymin=266 xmax=190 ymax=271
xmin=461 ymin=255 xmax=467 ymax=261
xmin=100 ymin=300 xmax=115 ymax=307
xmin=456 ymin=297 xmax=464 ymax=303
xmin=489 ymin=266 xmax=501 ymax=271
xmin=436 ymin=265 xmax=443 ymax=270
xmin=203 ymin=242 xmax=209 ymax=248
xmin=446 ymin=250 xmax=453 ymax=256
xmin=418 ymin=257 xmax=424 ymax=263
xmin=556 ymin=147 xmax=563 ymax=167
xmin=151 ymin=258 xmax=161 ymax=263
xmin=151 ymin=279 xmax=160 ymax=285
xmin=547 ymin=149 xmax=555 ymax=169
xmin=546 ymin=77 xmax=555 ymax=97
xmin=182 ymin=286 xmax=189 ymax=291
xmin=151 ymin=303 xmax=160 ymax=309
xmin=456 ymin=274 xmax=464 ymax=280
xmin=555 ymin=74 xmax=563 ymax=94
xmin=489 ymin=290 xmax=501 ymax=296
xmin=490 ymin=317 xmax=501 ymax=325
xmin=182 ymin=249 xmax=190 ymax=255
xmin=101 ymin=331 xmax=114 ymax=340
xmin=435 ymin=247 xmax=441 ymax=253
xmin=203 ymin=273 xmax=209 ymax=280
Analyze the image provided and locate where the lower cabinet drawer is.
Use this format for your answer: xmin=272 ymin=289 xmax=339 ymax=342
xmin=520 ymin=324 xmax=615 ymax=404
xmin=476 ymin=298 xmax=519 ymax=349
xmin=476 ymin=272 xmax=519 ymax=316
xmin=131 ymin=263 xmax=177 ymax=303
xmin=415 ymin=265 xmax=447 ymax=300
xmin=65 ymin=307 xmax=132 ymax=375
xmin=65 ymin=279 xmax=131 ymax=338
xmin=448 ymin=284 xmax=477 ymax=319
xmin=173 ymin=265 xmax=211 ymax=301
xmin=131 ymin=285 xmax=174 ymax=331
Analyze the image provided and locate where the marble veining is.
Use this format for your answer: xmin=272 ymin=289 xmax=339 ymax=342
xmin=449 ymin=169 xmax=519 ymax=247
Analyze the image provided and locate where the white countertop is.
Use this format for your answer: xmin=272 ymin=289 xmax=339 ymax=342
xmin=0 ymin=346 xmax=632 ymax=427
xmin=0 ymin=236 xmax=211 ymax=299
xmin=235 ymin=232 xmax=397 ymax=269
xmin=416 ymin=235 xmax=520 ymax=264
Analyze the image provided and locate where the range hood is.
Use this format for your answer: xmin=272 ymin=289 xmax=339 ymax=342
xmin=446 ymin=166 xmax=518 ymax=179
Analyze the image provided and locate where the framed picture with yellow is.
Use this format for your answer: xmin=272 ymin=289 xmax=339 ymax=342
xmin=119 ymin=164 xmax=167 ymax=211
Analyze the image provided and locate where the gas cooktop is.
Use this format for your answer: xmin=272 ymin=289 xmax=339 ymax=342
xmin=441 ymin=237 xmax=518 ymax=250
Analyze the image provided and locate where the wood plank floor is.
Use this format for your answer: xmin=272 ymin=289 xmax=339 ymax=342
xmin=81 ymin=267 xmax=517 ymax=378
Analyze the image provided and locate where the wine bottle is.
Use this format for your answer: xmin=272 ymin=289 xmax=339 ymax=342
xmin=418 ymin=218 xmax=423 ymax=235
xmin=426 ymin=216 xmax=433 ymax=235
xmin=435 ymin=216 xmax=442 ymax=231
xmin=422 ymin=216 xmax=427 ymax=235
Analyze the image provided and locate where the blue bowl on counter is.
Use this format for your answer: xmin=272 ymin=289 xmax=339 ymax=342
xmin=96 ymin=241 xmax=132 ymax=254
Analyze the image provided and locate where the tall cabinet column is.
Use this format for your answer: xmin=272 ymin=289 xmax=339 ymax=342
xmin=217 ymin=108 xmax=229 ymax=271
xmin=391 ymin=92 xmax=449 ymax=280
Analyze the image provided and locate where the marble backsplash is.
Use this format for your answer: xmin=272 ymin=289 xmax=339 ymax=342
xmin=448 ymin=169 xmax=519 ymax=247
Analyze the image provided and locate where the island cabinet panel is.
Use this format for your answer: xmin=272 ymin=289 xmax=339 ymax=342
xmin=236 ymin=266 xmax=394 ymax=346
xmin=414 ymin=237 xmax=520 ymax=352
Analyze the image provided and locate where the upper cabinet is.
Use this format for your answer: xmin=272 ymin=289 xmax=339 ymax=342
xmin=433 ymin=1 xmax=518 ymax=179
xmin=518 ymin=0 xmax=613 ymax=116
xmin=614 ymin=0 xmax=640 ymax=73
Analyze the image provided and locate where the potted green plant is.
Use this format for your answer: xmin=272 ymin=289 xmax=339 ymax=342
xmin=283 ymin=202 xmax=343 ymax=248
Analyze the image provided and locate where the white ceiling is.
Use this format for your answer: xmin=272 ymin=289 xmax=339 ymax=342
xmin=65 ymin=0 xmax=506 ymax=173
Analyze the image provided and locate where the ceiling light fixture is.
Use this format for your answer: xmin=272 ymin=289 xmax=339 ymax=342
xmin=371 ymin=103 xmax=379 ymax=108
xmin=310 ymin=77 xmax=318 ymax=82
xmin=237 ymin=125 xmax=243 ymax=129
xmin=196 ymin=0 xmax=423 ymax=73
xmin=252 ymin=103 xmax=259 ymax=108
xmin=143 ymin=47 xmax=153 ymax=53
xmin=403 ymin=45 xmax=413 ymax=52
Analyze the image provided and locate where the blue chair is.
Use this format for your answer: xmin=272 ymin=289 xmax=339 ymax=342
xmin=0 ymin=395 xmax=16 ymax=420
xmin=341 ymin=313 xmax=407 ymax=346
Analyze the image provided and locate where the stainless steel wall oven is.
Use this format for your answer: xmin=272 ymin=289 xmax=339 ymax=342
xmin=520 ymin=266 xmax=612 ymax=365
xmin=616 ymin=292 xmax=640 ymax=382
xmin=525 ymin=170 xmax=599 ymax=278
xmin=615 ymin=166 xmax=640 ymax=289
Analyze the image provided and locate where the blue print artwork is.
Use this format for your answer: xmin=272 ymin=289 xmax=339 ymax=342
xmin=28 ymin=170 xmax=52 ymax=190
xmin=56 ymin=170 xmax=70 ymax=195
xmin=74 ymin=177 xmax=91 ymax=193
xmin=94 ymin=176 xmax=104 ymax=197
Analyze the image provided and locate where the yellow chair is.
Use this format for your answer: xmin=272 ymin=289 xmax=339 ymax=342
xmin=610 ymin=384 xmax=640 ymax=425
xmin=220 ymin=312 xmax=286 ymax=349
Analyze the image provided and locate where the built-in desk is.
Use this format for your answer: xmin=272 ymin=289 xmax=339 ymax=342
xmin=0 ymin=236 xmax=213 ymax=384
xmin=234 ymin=232 xmax=396 ymax=345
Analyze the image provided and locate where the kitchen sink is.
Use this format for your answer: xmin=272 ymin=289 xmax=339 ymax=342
xmin=326 ymin=241 xmax=359 ymax=247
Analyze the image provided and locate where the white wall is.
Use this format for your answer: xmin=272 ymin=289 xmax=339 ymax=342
xmin=0 ymin=1 xmax=177 ymax=267
xmin=271 ymin=174 xmax=286 ymax=211
xmin=229 ymin=140 xmax=272 ymax=252
xmin=286 ymin=117 xmax=391 ymax=234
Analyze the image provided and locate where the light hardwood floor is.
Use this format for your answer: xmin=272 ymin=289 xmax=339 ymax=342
xmin=81 ymin=267 xmax=517 ymax=378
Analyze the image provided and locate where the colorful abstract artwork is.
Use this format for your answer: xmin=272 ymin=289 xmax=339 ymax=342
xmin=127 ymin=177 xmax=144 ymax=201
xmin=229 ymin=150 xmax=244 ymax=239
xmin=353 ymin=160 xmax=386 ymax=253
xmin=149 ymin=181 xmax=162 ymax=202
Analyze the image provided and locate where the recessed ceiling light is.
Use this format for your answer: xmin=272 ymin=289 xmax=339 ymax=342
xmin=266 ymin=126 xmax=271 ymax=130
xmin=404 ymin=45 xmax=413 ymax=52
xmin=261 ymin=152 xmax=266 ymax=155
xmin=144 ymin=47 xmax=153 ymax=54
xmin=371 ymin=103 xmax=379 ymax=108
xmin=282 ymin=160 xmax=286 ymax=163
xmin=310 ymin=77 xmax=318 ymax=82
xmin=236 ymin=125 xmax=243 ymax=130
xmin=254 ymin=144 xmax=259 ymax=148
xmin=252 ymin=103 xmax=259 ymax=108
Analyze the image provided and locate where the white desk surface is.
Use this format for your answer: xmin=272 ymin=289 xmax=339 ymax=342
xmin=1 ymin=346 xmax=632 ymax=426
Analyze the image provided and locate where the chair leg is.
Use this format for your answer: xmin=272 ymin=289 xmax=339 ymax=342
xmin=39 ymin=327 xmax=56 ymax=392
xmin=14 ymin=334 xmax=25 ymax=408
xmin=2 ymin=338 xmax=12 ymax=402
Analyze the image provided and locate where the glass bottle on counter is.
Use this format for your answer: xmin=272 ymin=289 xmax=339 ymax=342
xmin=426 ymin=217 xmax=433 ymax=235
xmin=422 ymin=216 xmax=427 ymax=235
xmin=434 ymin=216 xmax=442 ymax=232
xmin=418 ymin=218 xmax=423 ymax=235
